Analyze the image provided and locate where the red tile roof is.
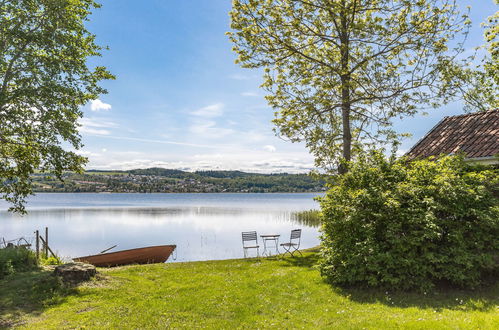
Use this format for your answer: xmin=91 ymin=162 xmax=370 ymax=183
xmin=406 ymin=109 xmax=499 ymax=159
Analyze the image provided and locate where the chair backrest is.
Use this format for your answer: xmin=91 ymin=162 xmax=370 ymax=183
xmin=242 ymin=231 xmax=258 ymax=245
xmin=290 ymin=229 xmax=301 ymax=242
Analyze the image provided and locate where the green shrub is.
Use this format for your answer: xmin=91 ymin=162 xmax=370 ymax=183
xmin=0 ymin=246 xmax=37 ymax=279
xmin=40 ymin=255 xmax=62 ymax=266
xmin=319 ymin=152 xmax=499 ymax=291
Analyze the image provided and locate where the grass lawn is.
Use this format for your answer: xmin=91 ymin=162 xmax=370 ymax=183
xmin=1 ymin=249 xmax=498 ymax=329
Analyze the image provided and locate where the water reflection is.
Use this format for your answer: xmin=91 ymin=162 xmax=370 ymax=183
xmin=0 ymin=193 xmax=321 ymax=262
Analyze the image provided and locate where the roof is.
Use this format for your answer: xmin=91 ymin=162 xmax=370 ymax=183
xmin=406 ymin=109 xmax=499 ymax=159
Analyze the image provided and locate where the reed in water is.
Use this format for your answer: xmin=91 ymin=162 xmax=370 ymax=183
xmin=291 ymin=210 xmax=322 ymax=227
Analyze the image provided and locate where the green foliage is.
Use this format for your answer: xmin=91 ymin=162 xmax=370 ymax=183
xmin=229 ymin=0 xmax=471 ymax=170
xmin=0 ymin=246 xmax=37 ymax=279
xmin=39 ymin=255 xmax=61 ymax=266
xmin=0 ymin=0 xmax=114 ymax=213
xmin=449 ymin=2 xmax=498 ymax=112
xmin=319 ymin=152 xmax=499 ymax=291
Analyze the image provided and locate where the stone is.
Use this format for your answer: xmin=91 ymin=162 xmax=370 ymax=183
xmin=54 ymin=262 xmax=96 ymax=284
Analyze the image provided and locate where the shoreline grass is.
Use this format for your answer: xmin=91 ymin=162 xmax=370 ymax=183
xmin=1 ymin=249 xmax=498 ymax=329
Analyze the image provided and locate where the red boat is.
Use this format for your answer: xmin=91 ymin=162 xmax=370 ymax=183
xmin=73 ymin=245 xmax=176 ymax=267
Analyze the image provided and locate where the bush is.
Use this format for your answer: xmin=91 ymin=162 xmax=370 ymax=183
xmin=40 ymin=255 xmax=62 ymax=266
xmin=319 ymin=152 xmax=499 ymax=291
xmin=0 ymin=246 xmax=37 ymax=279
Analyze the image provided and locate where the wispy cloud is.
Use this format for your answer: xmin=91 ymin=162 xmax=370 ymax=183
xmin=189 ymin=120 xmax=234 ymax=138
xmin=90 ymin=99 xmax=112 ymax=112
xmin=79 ymin=127 xmax=111 ymax=135
xmin=85 ymin=134 xmax=237 ymax=150
xmin=241 ymin=91 xmax=259 ymax=97
xmin=190 ymin=103 xmax=224 ymax=118
xmin=80 ymin=117 xmax=118 ymax=128
xmin=228 ymin=74 xmax=250 ymax=80
xmin=263 ymin=145 xmax=276 ymax=152
xmin=85 ymin=149 xmax=315 ymax=173
xmin=79 ymin=117 xmax=118 ymax=136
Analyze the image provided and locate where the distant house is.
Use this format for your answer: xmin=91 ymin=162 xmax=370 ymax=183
xmin=406 ymin=109 xmax=499 ymax=165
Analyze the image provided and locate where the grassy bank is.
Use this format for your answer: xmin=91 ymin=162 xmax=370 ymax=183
xmin=1 ymin=249 xmax=498 ymax=329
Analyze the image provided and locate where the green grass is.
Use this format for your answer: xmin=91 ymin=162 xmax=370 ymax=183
xmin=1 ymin=249 xmax=498 ymax=329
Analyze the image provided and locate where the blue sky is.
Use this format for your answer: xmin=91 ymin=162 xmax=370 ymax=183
xmin=78 ymin=0 xmax=497 ymax=173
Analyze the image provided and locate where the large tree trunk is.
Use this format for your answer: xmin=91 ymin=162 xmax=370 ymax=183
xmin=339 ymin=80 xmax=351 ymax=174
xmin=338 ymin=3 xmax=351 ymax=175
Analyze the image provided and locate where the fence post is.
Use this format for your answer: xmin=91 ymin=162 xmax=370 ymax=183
xmin=45 ymin=227 xmax=48 ymax=259
xmin=35 ymin=230 xmax=40 ymax=261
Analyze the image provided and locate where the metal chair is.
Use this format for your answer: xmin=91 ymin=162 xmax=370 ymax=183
xmin=241 ymin=231 xmax=260 ymax=258
xmin=280 ymin=229 xmax=302 ymax=257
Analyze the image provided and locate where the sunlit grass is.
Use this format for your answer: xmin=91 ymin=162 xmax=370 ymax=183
xmin=1 ymin=249 xmax=498 ymax=329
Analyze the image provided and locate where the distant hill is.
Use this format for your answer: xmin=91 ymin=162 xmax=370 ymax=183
xmin=33 ymin=168 xmax=325 ymax=193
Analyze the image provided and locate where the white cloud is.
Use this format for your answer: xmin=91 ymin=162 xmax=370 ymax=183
xmin=241 ymin=92 xmax=259 ymax=97
xmin=74 ymin=150 xmax=101 ymax=157
xmin=396 ymin=148 xmax=407 ymax=157
xmin=86 ymin=134 xmax=236 ymax=149
xmin=78 ymin=117 xmax=118 ymax=136
xmin=79 ymin=117 xmax=118 ymax=128
xmin=84 ymin=149 xmax=315 ymax=173
xmin=190 ymin=103 xmax=224 ymax=118
xmin=263 ymin=145 xmax=276 ymax=152
xmin=189 ymin=120 xmax=234 ymax=138
xmin=79 ymin=127 xmax=111 ymax=135
xmin=90 ymin=99 xmax=112 ymax=112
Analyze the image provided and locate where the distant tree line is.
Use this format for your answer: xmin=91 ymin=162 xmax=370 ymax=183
xmin=31 ymin=168 xmax=325 ymax=193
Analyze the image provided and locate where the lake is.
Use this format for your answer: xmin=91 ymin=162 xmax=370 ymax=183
xmin=0 ymin=193 xmax=321 ymax=262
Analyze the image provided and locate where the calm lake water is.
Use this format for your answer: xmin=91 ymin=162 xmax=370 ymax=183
xmin=0 ymin=193 xmax=321 ymax=262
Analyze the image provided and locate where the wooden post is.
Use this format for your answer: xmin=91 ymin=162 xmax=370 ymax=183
xmin=45 ymin=227 xmax=48 ymax=259
xmin=35 ymin=230 xmax=40 ymax=261
xmin=38 ymin=236 xmax=59 ymax=262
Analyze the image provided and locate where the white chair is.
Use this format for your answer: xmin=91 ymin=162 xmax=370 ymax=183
xmin=241 ymin=231 xmax=260 ymax=258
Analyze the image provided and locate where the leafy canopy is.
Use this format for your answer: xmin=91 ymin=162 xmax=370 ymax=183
xmin=0 ymin=0 xmax=114 ymax=212
xmin=229 ymin=0 xmax=471 ymax=171
xmin=457 ymin=1 xmax=498 ymax=112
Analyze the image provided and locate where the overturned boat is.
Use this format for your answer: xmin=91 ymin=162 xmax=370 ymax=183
xmin=74 ymin=245 xmax=176 ymax=267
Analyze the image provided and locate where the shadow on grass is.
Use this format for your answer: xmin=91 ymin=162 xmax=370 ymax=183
xmin=331 ymin=282 xmax=499 ymax=312
xmin=0 ymin=268 xmax=79 ymax=327
xmin=278 ymin=248 xmax=499 ymax=313
xmin=279 ymin=251 xmax=321 ymax=269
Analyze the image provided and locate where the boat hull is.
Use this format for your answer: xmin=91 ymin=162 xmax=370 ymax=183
xmin=73 ymin=245 xmax=176 ymax=267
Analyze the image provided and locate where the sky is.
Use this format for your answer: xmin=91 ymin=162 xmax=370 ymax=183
xmin=78 ymin=0 xmax=497 ymax=173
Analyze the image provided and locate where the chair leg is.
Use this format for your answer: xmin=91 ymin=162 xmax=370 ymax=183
xmin=281 ymin=246 xmax=292 ymax=257
xmin=291 ymin=246 xmax=303 ymax=257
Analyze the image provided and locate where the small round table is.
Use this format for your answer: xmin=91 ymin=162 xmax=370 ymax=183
xmin=260 ymin=234 xmax=280 ymax=256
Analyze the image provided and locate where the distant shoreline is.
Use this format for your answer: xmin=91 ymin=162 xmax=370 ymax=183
xmin=31 ymin=168 xmax=325 ymax=194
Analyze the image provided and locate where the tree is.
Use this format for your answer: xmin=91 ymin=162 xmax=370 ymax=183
xmin=457 ymin=1 xmax=498 ymax=112
xmin=229 ymin=0 xmax=471 ymax=172
xmin=0 ymin=0 xmax=114 ymax=213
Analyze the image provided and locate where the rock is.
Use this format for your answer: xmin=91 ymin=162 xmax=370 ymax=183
xmin=54 ymin=262 xmax=96 ymax=284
